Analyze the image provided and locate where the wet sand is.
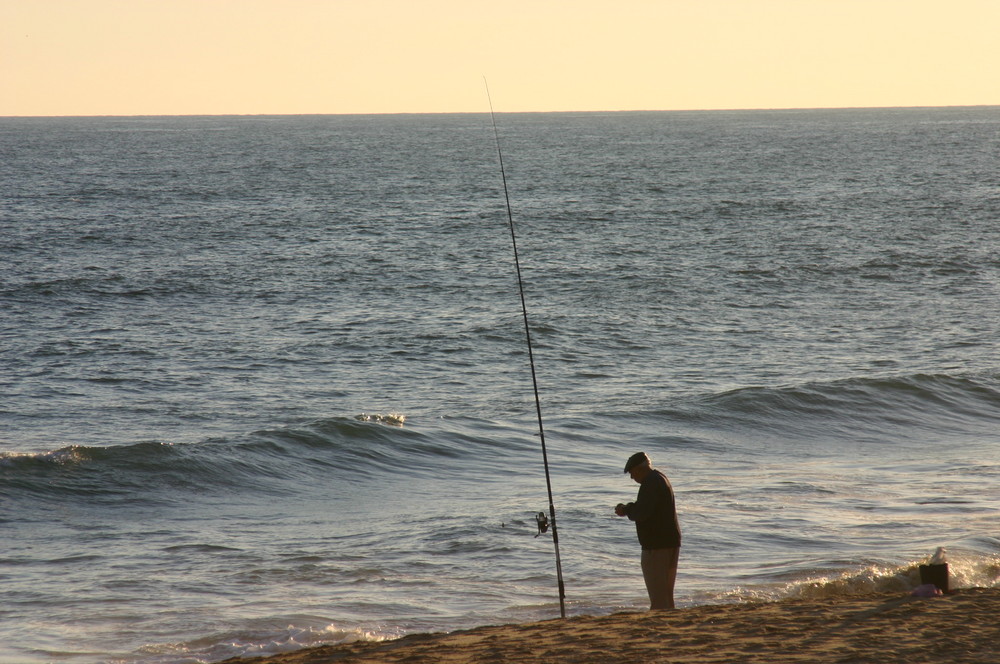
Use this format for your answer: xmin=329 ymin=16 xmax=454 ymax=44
xmin=230 ymin=587 xmax=1000 ymax=663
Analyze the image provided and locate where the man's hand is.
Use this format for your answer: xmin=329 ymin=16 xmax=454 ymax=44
xmin=615 ymin=503 xmax=627 ymax=517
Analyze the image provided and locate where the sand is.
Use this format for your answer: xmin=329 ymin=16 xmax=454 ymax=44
xmin=230 ymin=588 xmax=1000 ymax=664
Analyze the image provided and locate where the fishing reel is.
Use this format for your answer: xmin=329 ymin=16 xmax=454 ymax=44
xmin=534 ymin=511 xmax=549 ymax=538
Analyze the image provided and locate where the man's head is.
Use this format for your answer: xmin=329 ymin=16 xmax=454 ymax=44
xmin=624 ymin=452 xmax=652 ymax=483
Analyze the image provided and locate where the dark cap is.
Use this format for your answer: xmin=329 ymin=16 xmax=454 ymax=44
xmin=623 ymin=452 xmax=650 ymax=473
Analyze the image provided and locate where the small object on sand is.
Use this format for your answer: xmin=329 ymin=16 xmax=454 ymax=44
xmin=911 ymin=583 xmax=943 ymax=597
xmin=919 ymin=547 xmax=950 ymax=593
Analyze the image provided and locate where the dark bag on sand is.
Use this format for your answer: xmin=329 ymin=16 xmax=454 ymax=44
xmin=919 ymin=563 xmax=949 ymax=593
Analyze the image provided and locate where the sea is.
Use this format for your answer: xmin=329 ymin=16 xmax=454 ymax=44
xmin=2 ymin=106 xmax=999 ymax=664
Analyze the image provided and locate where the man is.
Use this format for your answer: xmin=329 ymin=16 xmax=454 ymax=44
xmin=615 ymin=452 xmax=681 ymax=610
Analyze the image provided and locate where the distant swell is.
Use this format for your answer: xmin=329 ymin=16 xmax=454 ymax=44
xmin=667 ymin=372 xmax=1000 ymax=446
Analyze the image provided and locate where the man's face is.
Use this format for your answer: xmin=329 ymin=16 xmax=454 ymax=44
xmin=628 ymin=466 xmax=645 ymax=484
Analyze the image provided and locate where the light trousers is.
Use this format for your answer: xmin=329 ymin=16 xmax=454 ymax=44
xmin=641 ymin=547 xmax=679 ymax=610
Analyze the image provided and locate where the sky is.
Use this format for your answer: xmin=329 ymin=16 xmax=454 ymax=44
xmin=2 ymin=0 xmax=998 ymax=116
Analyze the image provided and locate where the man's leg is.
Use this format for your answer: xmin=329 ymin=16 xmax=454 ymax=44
xmin=641 ymin=547 xmax=679 ymax=610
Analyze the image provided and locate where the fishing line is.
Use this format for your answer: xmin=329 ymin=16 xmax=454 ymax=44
xmin=484 ymin=79 xmax=566 ymax=619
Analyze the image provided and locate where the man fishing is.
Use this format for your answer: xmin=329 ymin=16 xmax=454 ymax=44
xmin=615 ymin=452 xmax=681 ymax=610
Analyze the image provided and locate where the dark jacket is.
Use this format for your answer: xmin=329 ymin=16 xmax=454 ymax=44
xmin=624 ymin=468 xmax=681 ymax=550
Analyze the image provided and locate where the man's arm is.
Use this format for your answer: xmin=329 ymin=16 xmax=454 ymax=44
xmin=623 ymin=481 xmax=658 ymax=523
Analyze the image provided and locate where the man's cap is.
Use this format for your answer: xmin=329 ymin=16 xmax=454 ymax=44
xmin=624 ymin=452 xmax=650 ymax=473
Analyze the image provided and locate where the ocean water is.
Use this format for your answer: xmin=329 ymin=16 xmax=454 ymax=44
xmin=2 ymin=107 xmax=1000 ymax=663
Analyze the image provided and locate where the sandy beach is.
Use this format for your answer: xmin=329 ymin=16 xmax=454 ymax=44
xmin=231 ymin=587 xmax=1000 ymax=664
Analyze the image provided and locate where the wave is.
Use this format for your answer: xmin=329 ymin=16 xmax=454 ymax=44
xmin=5 ymin=372 xmax=998 ymax=505
xmin=707 ymin=371 xmax=1000 ymax=420
xmin=131 ymin=619 xmax=392 ymax=664
xmin=0 ymin=440 xmax=229 ymax=504
xmin=702 ymin=549 xmax=1000 ymax=607
xmin=0 ymin=413 xmax=535 ymax=505
xmin=647 ymin=372 xmax=1000 ymax=453
xmin=2 ymin=271 xmax=202 ymax=299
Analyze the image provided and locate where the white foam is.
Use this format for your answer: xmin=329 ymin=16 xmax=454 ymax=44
xmin=355 ymin=412 xmax=406 ymax=426
xmin=693 ymin=551 xmax=1000 ymax=608
xmin=125 ymin=623 xmax=393 ymax=664
xmin=785 ymin=552 xmax=1000 ymax=601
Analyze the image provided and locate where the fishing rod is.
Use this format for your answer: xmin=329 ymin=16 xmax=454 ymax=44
xmin=484 ymin=80 xmax=566 ymax=619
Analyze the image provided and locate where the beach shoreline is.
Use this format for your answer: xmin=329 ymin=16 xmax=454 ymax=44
xmin=230 ymin=587 xmax=1000 ymax=663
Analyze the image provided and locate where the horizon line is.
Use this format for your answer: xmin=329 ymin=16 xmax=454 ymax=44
xmin=3 ymin=103 xmax=999 ymax=120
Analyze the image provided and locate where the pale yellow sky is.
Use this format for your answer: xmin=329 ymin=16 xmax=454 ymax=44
xmin=2 ymin=0 xmax=997 ymax=116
